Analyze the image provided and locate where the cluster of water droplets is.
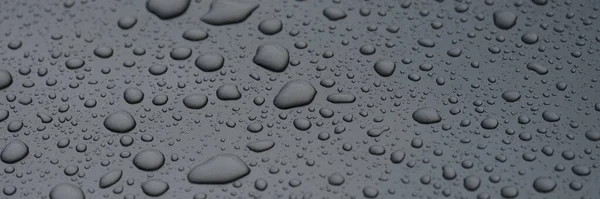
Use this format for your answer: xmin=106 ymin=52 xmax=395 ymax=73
xmin=0 ymin=0 xmax=599 ymax=198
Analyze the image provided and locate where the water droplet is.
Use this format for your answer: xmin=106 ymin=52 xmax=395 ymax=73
xmin=442 ymin=165 xmax=457 ymax=180
xmin=390 ymin=150 xmax=405 ymax=163
xmin=521 ymin=32 xmax=539 ymax=44
xmin=293 ymin=118 xmax=312 ymax=131
xmin=183 ymin=29 xmax=209 ymax=41
xmin=253 ymin=43 xmax=289 ymax=72
xmin=117 ymin=16 xmax=137 ymax=29
xmin=571 ymin=165 xmax=591 ymax=176
xmin=99 ymin=170 xmax=123 ymax=188
xmin=464 ymin=175 xmax=481 ymax=191
xmin=93 ymin=46 xmax=113 ymax=58
xmin=368 ymin=145 xmax=386 ymax=155
xmin=201 ymin=0 xmax=259 ymax=25
xmin=195 ymin=53 xmax=224 ymax=72
xmin=328 ymin=173 xmax=345 ymax=186
xmin=65 ymin=58 xmax=85 ymax=70
xmin=246 ymin=140 xmax=275 ymax=152
xmin=326 ymin=93 xmax=356 ymax=104
xmin=170 ymin=47 xmax=192 ymax=60
xmin=531 ymin=0 xmax=548 ymax=5
xmin=258 ymin=19 xmax=283 ymax=35
xmin=7 ymin=121 xmax=23 ymax=132
xmin=133 ymin=149 xmax=165 ymax=171
xmin=412 ymin=107 xmax=442 ymax=124
xmin=373 ymin=60 xmax=396 ymax=77
xmin=141 ymin=179 xmax=169 ymax=197
xmin=247 ymin=122 xmax=263 ymax=133
xmin=362 ymin=187 xmax=379 ymax=198
xmin=0 ymin=69 xmax=13 ymax=90
xmin=254 ymin=178 xmax=268 ymax=191
xmin=500 ymin=186 xmax=519 ymax=198
xmin=480 ymin=118 xmax=499 ymax=129
xmin=273 ymin=80 xmax=317 ymax=109
xmin=542 ymin=111 xmax=560 ymax=122
xmin=123 ymin=88 xmax=144 ymax=104
xmin=3 ymin=185 xmax=16 ymax=196
xmin=149 ymin=64 xmax=168 ymax=75
xmin=104 ymin=111 xmax=136 ymax=133
xmin=187 ymin=154 xmax=250 ymax=184
xmin=447 ymin=48 xmax=462 ymax=57
xmin=533 ymin=177 xmax=556 ymax=193
xmin=183 ymin=94 xmax=208 ymax=109
xmin=0 ymin=109 xmax=8 ymax=122
xmin=216 ymin=84 xmax=241 ymax=100
xmin=501 ymin=90 xmax=521 ymax=102
xmin=1 ymin=140 xmax=29 ymax=164
xmin=323 ymin=7 xmax=346 ymax=21
xmin=493 ymin=11 xmax=517 ymax=30
xmin=7 ymin=40 xmax=22 ymax=50
xmin=49 ymin=183 xmax=85 ymax=199
xmin=417 ymin=38 xmax=435 ymax=47
xmin=584 ymin=131 xmax=600 ymax=141
xmin=527 ymin=63 xmax=548 ymax=75
xmin=359 ymin=45 xmax=376 ymax=55
xmin=147 ymin=0 xmax=191 ymax=19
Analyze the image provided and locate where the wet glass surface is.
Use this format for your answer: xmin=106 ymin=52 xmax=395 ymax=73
xmin=1 ymin=0 xmax=600 ymax=198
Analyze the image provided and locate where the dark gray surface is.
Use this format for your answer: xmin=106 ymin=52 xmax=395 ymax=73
xmin=1 ymin=0 xmax=600 ymax=198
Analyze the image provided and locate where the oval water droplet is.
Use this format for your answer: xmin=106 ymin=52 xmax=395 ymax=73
xmin=104 ymin=111 xmax=136 ymax=133
xmin=187 ymin=154 xmax=250 ymax=184
xmin=273 ymin=80 xmax=317 ymax=109
xmin=412 ymin=107 xmax=442 ymax=124
xmin=1 ymin=140 xmax=29 ymax=164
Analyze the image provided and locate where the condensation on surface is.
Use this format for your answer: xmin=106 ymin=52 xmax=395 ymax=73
xmin=0 ymin=0 xmax=600 ymax=198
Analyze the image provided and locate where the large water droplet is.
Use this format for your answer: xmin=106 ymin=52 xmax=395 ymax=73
xmin=0 ymin=69 xmax=13 ymax=90
xmin=253 ymin=43 xmax=289 ymax=72
xmin=170 ymin=47 xmax=192 ymax=60
xmin=501 ymin=90 xmax=521 ymax=102
xmin=373 ymin=60 xmax=395 ymax=77
xmin=258 ymin=19 xmax=283 ymax=35
xmin=183 ymin=29 xmax=208 ymax=41
xmin=123 ymin=88 xmax=144 ymax=104
xmin=93 ymin=46 xmax=113 ymax=58
xmin=49 ymin=183 xmax=85 ymax=199
xmin=183 ymin=94 xmax=209 ymax=109
xmin=533 ymin=177 xmax=556 ymax=193
xmin=141 ymin=179 xmax=169 ymax=197
xmin=323 ymin=7 xmax=346 ymax=21
xmin=117 ymin=16 xmax=137 ymax=29
xmin=326 ymin=93 xmax=356 ymax=104
xmin=195 ymin=53 xmax=224 ymax=72
xmin=481 ymin=118 xmax=499 ymax=129
xmin=103 ymin=111 xmax=136 ymax=133
xmin=542 ymin=111 xmax=560 ymax=122
xmin=146 ymin=0 xmax=191 ymax=19
xmin=493 ymin=11 xmax=517 ymax=30
xmin=412 ymin=107 xmax=442 ymax=124
xmin=65 ymin=58 xmax=85 ymax=70
xmin=328 ymin=173 xmax=345 ymax=186
xmin=246 ymin=140 xmax=275 ymax=152
xmin=273 ymin=80 xmax=317 ymax=109
xmin=187 ymin=154 xmax=250 ymax=184
xmin=1 ymin=140 xmax=29 ymax=164
xmin=201 ymin=0 xmax=259 ymax=25
xmin=99 ymin=170 xmax=122 ymax=188
xmin=463 ymin=175 xmax=481 ymax=191
xmin=527 ymin=63 xmax=548 ymax=75
xmin=133 ymin=149 xmax=165 ymax=171
xmin=216 ymin=84 xmax=241 ymax=100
